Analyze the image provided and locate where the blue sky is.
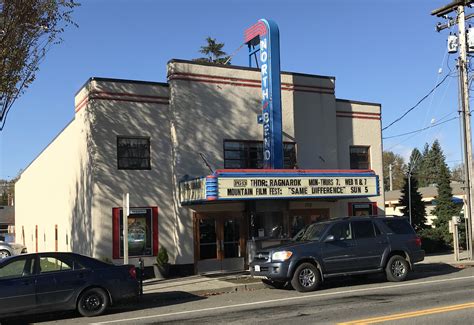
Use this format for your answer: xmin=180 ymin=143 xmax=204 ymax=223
xmin=0 ymin=0 xmax=466 ymax=179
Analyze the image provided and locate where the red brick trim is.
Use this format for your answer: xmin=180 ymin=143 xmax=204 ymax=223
xmin=168 ymin=72 xmax=335 ymax=94
xmin=75 ymin=91 xmax=169 ymax=113
xmin=336 ymin=111 xmax=381 ymax=120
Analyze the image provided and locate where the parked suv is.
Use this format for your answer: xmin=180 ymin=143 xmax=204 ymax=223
xmin=250 ymin=216 xmax=424 ymax=292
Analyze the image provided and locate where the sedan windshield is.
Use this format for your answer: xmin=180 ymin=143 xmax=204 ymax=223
xmin=297 ymin=223 xmax=328 ymax=241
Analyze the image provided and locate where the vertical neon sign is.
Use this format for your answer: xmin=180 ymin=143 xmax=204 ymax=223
xmin=245 ymin=19 xmax=283 ymax=169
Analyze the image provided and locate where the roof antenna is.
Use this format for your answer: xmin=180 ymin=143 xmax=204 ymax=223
xmin=199 ymin=152 xmax=214 ymax=174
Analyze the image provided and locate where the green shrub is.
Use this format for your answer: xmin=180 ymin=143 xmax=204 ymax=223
xmin=156 ymin=247 xmax=169 ymax=266
xmin=419 ymin=228 xmax=450 ymax=254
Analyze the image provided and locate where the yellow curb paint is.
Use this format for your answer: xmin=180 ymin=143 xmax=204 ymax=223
xmin=338 ymin=302 xmax=474 ymax=324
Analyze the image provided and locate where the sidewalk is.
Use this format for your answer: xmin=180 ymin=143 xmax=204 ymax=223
xmin=142 ymin=252 xmax=474 ymax=299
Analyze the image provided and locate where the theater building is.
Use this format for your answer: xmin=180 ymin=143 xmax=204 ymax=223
xmin=15 ymin=58 xmax=384 ymax=274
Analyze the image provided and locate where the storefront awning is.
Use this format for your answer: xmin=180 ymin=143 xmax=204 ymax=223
xmin=179 ymin=169 xmax=380 ymax=205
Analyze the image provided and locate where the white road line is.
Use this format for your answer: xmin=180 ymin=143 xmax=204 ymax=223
xmin=92 ymin=275 xmax=474 ymax=325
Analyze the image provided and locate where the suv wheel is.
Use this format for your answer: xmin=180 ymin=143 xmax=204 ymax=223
xmin=291 ymin=262 xmax=321 ymax=292
xmin=385 ymin=255 xmax=409 ymax=282
xmin=262 ymin=279 xmax=286 ymax=289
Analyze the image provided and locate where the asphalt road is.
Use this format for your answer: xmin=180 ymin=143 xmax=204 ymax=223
xmin=4 ymin=264 xmax=474 ymax=325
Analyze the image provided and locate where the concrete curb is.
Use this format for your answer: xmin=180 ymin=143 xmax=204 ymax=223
xmin=141 ymin=281 xmax=265 ymax=301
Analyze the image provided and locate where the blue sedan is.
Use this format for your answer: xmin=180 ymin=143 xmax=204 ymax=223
xmin=0 ymin=252 xmax=139 ymax=318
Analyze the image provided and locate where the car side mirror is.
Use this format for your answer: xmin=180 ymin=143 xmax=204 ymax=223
xmin=324 ymin=235 xmax=335 ymax=242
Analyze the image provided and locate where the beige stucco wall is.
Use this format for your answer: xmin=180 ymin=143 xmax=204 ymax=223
xmin=15 ymin=117 xmax=87 ymax=254
xmin=334 ymin=100 xmax=385 ymax=215
xmin=77 ymin=79 xmax=173 ymax=265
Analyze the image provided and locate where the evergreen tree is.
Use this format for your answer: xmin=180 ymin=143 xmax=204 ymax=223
xmin=399 ymin=173 xmax=427 ymax=232
xmin=418 ymin=143 xmax=430 ymax=187
xmin=432 ymin=162 xmax=462 ymax=244
xmin=422 ymin=140 xmax=448 ymax=186
xmin=408 ymin=148 xmax=422 ymax=175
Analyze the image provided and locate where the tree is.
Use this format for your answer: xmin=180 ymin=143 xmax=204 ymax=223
xmin=382 ymin=151 xmax=406 ymax=190
xmin=421 ymin=140 xmax=448 ymax=186
xmin=451 ymin=163 xmax=464 ymax=183
xmin=0 ymin=177 xmax=17 ymax=206
xmin=432 ymin=162 xmax=462 ymax=245
xmin=398 ymin=173 xmax=427 ymax=232
xmin=417 ymin=143 xmax=430 ymax=187
xmin=194 ymin=37 xmax=231 ymax=65
xmin=0 ymin=0 xmax=79 ymax=130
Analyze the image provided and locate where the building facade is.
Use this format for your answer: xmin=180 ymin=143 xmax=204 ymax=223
xmin=15 ymin=60 xmax=384 ymax=274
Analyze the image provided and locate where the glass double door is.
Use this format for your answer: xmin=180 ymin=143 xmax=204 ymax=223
xmin=195 ymin=213 xmax=244 ymax=273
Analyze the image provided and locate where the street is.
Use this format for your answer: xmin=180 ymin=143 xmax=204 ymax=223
xmin=5 ymin=263 xmax=473 ymax=325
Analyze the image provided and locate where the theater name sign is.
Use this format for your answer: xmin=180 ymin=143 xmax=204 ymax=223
xmin=179 ymin=170 xmax=379 ymax=204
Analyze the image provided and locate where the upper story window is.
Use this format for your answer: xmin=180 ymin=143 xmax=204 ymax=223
xmin=117 ymin=136 xmax=151 ymax=170
xmin=224 ymin=140 xmax=297 ymax=169
xmin=350 ymin=146 xmax=370 ymax=169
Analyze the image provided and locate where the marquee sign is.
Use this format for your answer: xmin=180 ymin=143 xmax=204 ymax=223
xmin=245 ymin=19 xmax=283 ymax=169
xmin=218 ymin=176 xmax=377 ymax=200
xmin=179 ymin=170 xmax=379 ymax=205
xmin=179 ymin=177 xmax=208 ymax=203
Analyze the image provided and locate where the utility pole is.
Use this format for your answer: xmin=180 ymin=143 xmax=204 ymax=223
xmin=408 ymin=171 xmax=412 ymax=226
xmin=432 ymin=0 xmax=474 ymax=260
xmin=389 ymin=163 xmax=393 ymax=191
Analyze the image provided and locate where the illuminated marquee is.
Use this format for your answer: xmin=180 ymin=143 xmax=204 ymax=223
xmin=179 ymin=170 xmax=379 ymax=205
xmin=218 ymin=176 xmax=378 ymax=199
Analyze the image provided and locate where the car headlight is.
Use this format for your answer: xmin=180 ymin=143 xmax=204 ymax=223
xmin=272 ymin=251 xmax=293 ymax=262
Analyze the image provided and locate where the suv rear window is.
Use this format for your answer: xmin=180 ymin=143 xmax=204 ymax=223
xmin=381 ymin=219 xmax=415 ymax=234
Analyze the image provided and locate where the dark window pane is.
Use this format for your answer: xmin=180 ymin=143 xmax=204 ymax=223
xmin=350 ymin=146 xmax=370 ymax=169
xmin=117 ymin=137 xmax=151 ymax=170
xmin=224 ymin=140 xmax=296 ymax=169
xmin=353 ymin=221 xmax=375 ymax=239
xmin=382 ymin=219 xmax=415 ymax=234
xmin=351 ymin=203 xmax=374 ymax=216
xmin=39 ymin=257 xmax=73 ymax=273
xmin=199 ymin=219 xmax=217 ymax=260
xmin=327 ymin=222 xmax=352 ymax=240
xmin=0 ymin=258 xmax=28 ymax=279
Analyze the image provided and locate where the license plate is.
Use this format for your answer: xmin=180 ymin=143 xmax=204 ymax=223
xmin=254 ymin=265 xmax=260 ymax=272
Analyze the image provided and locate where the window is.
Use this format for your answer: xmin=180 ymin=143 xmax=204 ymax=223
xmin=39 ymin=256 xmax=73 ymax=273
xmin=224 ymin=140 xmax=297 ymax=169
xmin=327 ymin=222 xmax=352 ymax=241
xmin=382 ymin=219 xmax=415 ymax=235
xmin=350 ymin=146 xmax=370 ymax=169
xmin=0 ymin=258 xmax=32 ymax=279
xmin=349 ymin=202 xmax=377 ymax=216
xmin=0 ymin=224 xmax=8 ymax=235
xmin=117 ymin=136 xmax=151 ymax=170
xmin=353 ymin=221 xmax=376 ymax=239
xmin=289 ymin=210 xmax=330 ymax=238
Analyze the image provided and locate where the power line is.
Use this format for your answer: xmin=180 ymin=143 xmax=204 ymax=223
xmin=383 ymin=116 xmax=459 ymax=139
xmin=382 ymin=73 xmax=453 ymax=131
